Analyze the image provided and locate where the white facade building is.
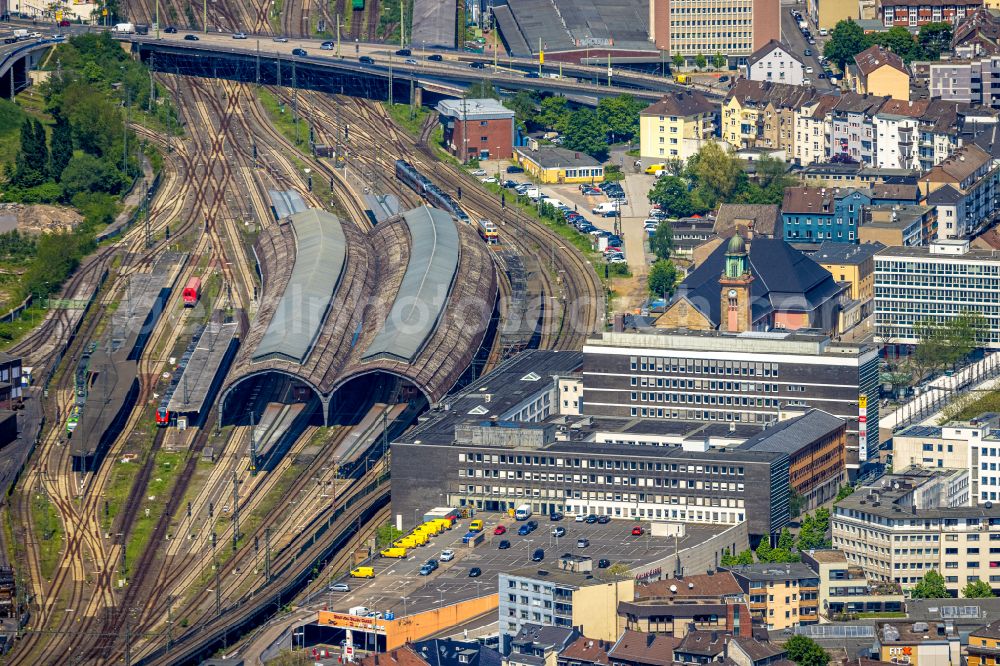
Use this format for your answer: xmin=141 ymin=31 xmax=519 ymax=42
xmin=745 ymin=40 xmax=806 ymax=85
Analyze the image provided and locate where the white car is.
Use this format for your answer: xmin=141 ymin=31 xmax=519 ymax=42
xmin=329 ymin=582 xmax=350 ymax=592
xmin=440 ymin=549 xmax=455 ymax=562
xmin=806 ymin=66 xmax=814 ymax=74
xmin=470 ymin=169 xmax=487 ymax=176
xmin=609 ymin=256 xmax=627 ymax=264
xmin=819 ymin=28 xmax=828 ymax=36
xmin=574 ymin=514 xmax=586 ymax=522
xmin=480 ymin=176 xmax=498 ymax=184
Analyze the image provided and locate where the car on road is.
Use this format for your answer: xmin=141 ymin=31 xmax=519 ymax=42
xmin=469 ymin=567 xmax=482 ymax=577
xmin=819 ymin=28 xmax=828 ymax=36
xmin=329 ymin=582 xmax=350 ymax=592
xmin=552 ymin=527 xmax=566 ymax=537
xmin=506 ymin=165 xmax=524 ymax=174
xmin=819 ymin=73 xmax=826 ymax=79
xmin=577 ymin=538 xmax=590 ymax=548
xmin=273 ymin=35 xmax=288 ymax=42
xmin=184 ymin=34 xmax=199 ymax=40
xmin=58 ymin=18 xmax=71 ymax=26
xmin=440 ymin=549 xmax=455 ymax=562
xmin=321 ymin=40 xmax=334 ymax=49
xmin=524 ymin=71 xmax=539 ymax=78
xmin=597 ymin=515 xmax=610 ymax=524
xmin=427 ymin=53 xmax=443 ymax=61
xmin=804 ymin=49 xmax=812 ymax=56
xmin=531 ymin=548 xmax=545 ymax=562
xmin=632 ymin=526 xmax=644 ymax=536
xmin=494 ymin=525 xmax=506 ymax=535
xmin=395 ymin=48 xmax=411 ymax=56
xmin=806 ymin=66 xmax=813 ymax=74
xmin=292 ymin=48 xmax=307 ymax=56
xmin=164 ymin=25 xmax=178 ymax=33
xmin=498 ymin=540 xmax=511 ymax=549
xmin=359 ymin=55 xmax=374 ymax=64
xmin=469 ymin=61 xmax=485 ymax=69
xmin=597 ymin=559 xmax=610 ymax=569
xmin=233 ymin=32 xmax=247 ymax=39
xmin=719 ymin=75 xmax=729 ymax=82
xmin=404 ymin=58 xmax=417 ymax=65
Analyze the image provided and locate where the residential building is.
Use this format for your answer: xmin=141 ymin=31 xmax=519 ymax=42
xmin=499 ymin=566 xmax=632 ymax=644
xmin=829 ymin=93 xmax=890 ymax=165
xmin=795 ymin=95 xmax=837 ymax=166
xmin=848 ymin=46 xmax=911 ymax=100
xmin=918 ymin=143 xmax=996 ymax=237
xmin=673 ymin=630 xmax=728 ymax=663
xmin=916 ymin=100 xmax=968 ymax=171
xmin=745 ymin=40 xmax=806 ymax=85
xmin=727 ymin=638 xmax=790 ymax=666
xmin=808 ymin=0 xmax=862 ymax=29
xmin=725 ymin=563 xmax=820 ymax=630
xmin=876 ymin=622 xmax=961 ymax=666
xmin=657 ymin=235 xmax=848 ymax=334
xmin=737 ymin=409 xmax=847 ymax=512
xmin=878 ymin=0 xmax=981 ymax=27
xmin=722 ymin=80 xmax=818 ymax=158
xmin=798 ymin=163 xmax=920 ymax=187
xmin=952 ymin=7 xmax=1000 ymax=57
xmin=513 ymin=147 xmax=604 ymax=184
xmin=968 ymin=620 xmax=1000 ymax=666
xmin=870 ymin=182 xmax=922 ymax=206
xmin=892 ymin=414 xmax=1000 ymax=503
xmin=671 ymin=217 xmax=719 ymax=257
xmin=832 ymin=468 xmax=1000 ymax=594
xmin=622 ymin=572 xmax=753 ymax=638
xmin=581 ymin=329 xmax=880 ymax=464
xmin=558 ymin=636 xmax=612 ymax=666
xmin=507 ymin=624 xmax=580 ymax=664
xmin=781 ymin=186 xmax=873 ymax=244
xmin=809 ymin=241 xmax=884 ymax=314
xmin=875 ymin=239 xmax=1000 ymax=346
xmin=859 ymin=204 xmax=935 ymax=246
xmin=875 ymin=99 xmax=930 ymax=170
xmin=639 ymin=91 xmax=718 ymax=163
xmin=713 ymin=204 xmax=783 ymax=239
xmin=606 ymin=631 xmax=678 ymax=666
xmin=411 ymin=640 xmax=503 ymax=666
xmin=436 ymin=99 xmax=516 ymax=160
xmin=800 ymin=550 xmax=904 ymax=619
xmin=650 ymin=0 xmax=779 ymax=65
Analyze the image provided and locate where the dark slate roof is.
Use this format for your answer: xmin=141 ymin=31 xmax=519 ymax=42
xmin=971 ymin=123 xmax=1000 ymax=159
xmin=725 ymin=562 xmax=818 ymax=582
xmin=971 ymin=620 xmax=1000 ymax=640
xmin=671 ymin=238 xmax=843 ymax=328
xmin=925 ymin=184 xmax=964 ymax=204
xmin=737 ymin=409 xmax=846 ymax=455
xmin=853 ymin=44 xmax=908 ymax=76
xmin=607 ymin=631 xmax=679 ymax=666
xmin=512 ymin=624 xmax=579 ymax=651
xmin=746 ymin=39 xmax=803 ymax=67
xmin=413 ymin=639 xmax=503 ymax=666
xmin=729 ymin=638 xmax=786 ymax=662
xmin=809 ymin=241 xmax=885 ymax=266
xmin=714 ymin=204 xmax=782 ymax=238
xmin=675 ymin=631 xmax=728 ymax=657
xmin=643 ymin=90 xmax=716 ymax=118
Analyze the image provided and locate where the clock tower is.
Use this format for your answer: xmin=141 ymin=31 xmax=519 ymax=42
xmin=719 ymin=234 xmax=754 ymax=333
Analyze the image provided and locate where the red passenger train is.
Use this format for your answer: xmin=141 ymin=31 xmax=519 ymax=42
xmin=183 ymin=277 xmax=201 ymax=307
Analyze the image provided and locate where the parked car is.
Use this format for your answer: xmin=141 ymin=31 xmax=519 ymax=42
xmin=531 ymin=548 xmax=545 ymax=562
xmin=440 ymin=549 xmax=455 ymax=562
xmin=506 ymin=165 xmax=524 ymax=174
xmin=597 ymin=515 xmax=610 ymax=524
xmin=329 ymin=582 xmax=350 ymax=592
xmin=575 ymin=514 xmax=586 ymax=522
xmin=632 ymin=526 xmax=644 ymax=536
xmin=577 ymin=538 xmax=590 ymax=548
xmin=527 ymin=520 xmax=538 ymax=530
xmin=494 ymin=525 xmax=506 ymax=535
xmin=585 ymin=514 xmax=598 ymax=524
xmin=498 ymin=540 xmax=511 ymax=549
xmin=609 ymin=256 xmax=627 ymax=264
xmin=517 ymin=524 xmax=531 ymax=536
xmin=549 ymin=511 xmax=563 ymax=521
xmin=426 ymin=559 xmax=439 ymax=571
xmin=419 ymin=565 xmax=433 ymax=576
xmin=552 ymin=527 xmax=566 ymax=537
xmin=471 ymin=169 xmax=487 ymax=176
xmin=597 ymin=559 xmax=610 ymax=568
xmin=469 ymin=567 xmax=482 ymax=577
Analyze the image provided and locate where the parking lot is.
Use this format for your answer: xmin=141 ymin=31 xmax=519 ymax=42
xmin=320 ymin=513 xmax=720 ymax=618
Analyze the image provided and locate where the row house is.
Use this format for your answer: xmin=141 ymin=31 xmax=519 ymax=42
xmin=794 ymin=95 xmax=838 ymax=166
xmin=916 ymin=100 xmax=970 ymax=171
xmin=873 ymin=99 xmax=929 ymax=170
xmin=829 ymin=93 xmax=890 ymax=166
xmin=722 ymin=80 xmax=819 ymax=158
xmin=781 ymin=186 xmax=873 ymax=243
xmin=918 ymin=142 xmax=997 ymax=238
xmin=878 ymin=0 xmax=981 ymax=28
xmin=952 ymin=7 xmax=1000 ymax=58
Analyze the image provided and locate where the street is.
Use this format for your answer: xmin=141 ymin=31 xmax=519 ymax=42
xmin=780 ymin=0 xmax=836 ymax=90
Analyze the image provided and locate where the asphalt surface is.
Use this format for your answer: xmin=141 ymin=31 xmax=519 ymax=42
xmin=319 ymin=513 xmax=717 ymax=618
xmin=780 ymin=0 xmax=836 ymax=90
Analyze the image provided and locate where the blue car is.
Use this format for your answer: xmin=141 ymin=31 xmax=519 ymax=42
xmin=517 ymin=525 xmax=531 ymax=536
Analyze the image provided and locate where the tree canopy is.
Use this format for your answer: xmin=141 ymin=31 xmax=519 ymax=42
xmin=649 ymin=220 xmax=675 ymax=262
xmin=825 ymin=18 xmax=953 ymax=70
xmin=963 ymin=580 xmax=995 ymax=598
xmin=785 ymin=635 xmax=830 ymax=666
xmin=798 ymin=509 xmax=832 ymax=550
xmin=911 ymin=570 xmax=951 ymax=598
xmin=648 ymin=259 xmax=678 ymax=298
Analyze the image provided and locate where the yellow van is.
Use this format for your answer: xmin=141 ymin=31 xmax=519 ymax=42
xmin=644 ymin=163 xmax=667 ymax=175
xmin=409 ymin=532 xmax=428 ymax=546
xmin=380 ymin=547 xmax=407 ymax=558
xmin=675 ymin=74 xmax=689 ymax=84
xmin=350 ymin=566 xmax=375 ymax=578
xmin=433 ymin=518 xmax=452 ymax=531
xmin=470 ymin=519 xmax=484 ymax=532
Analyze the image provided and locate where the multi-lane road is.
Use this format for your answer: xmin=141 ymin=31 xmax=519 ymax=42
xmin=780 ymin=0 xmax=836 ymax=90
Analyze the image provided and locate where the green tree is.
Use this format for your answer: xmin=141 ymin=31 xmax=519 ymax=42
xmin=694 ymin=53 xmax=707 ymax=70
xmin=562 ymin=108 xmax=609 ymax=161
xmin=10 ymin=118 xmax=49 ymax=188
xmin=835 ymin=484 xmax=855 ymax=502
xmin=918 ymin=22 xmax=952 ymax=59
xmin=648 ymin=259 xmax=678 ymax=298
xmin=505 ymin=91 xmax=538 ymax=129
xmin=60 ymin=154 xmax=125 ymax=198
xmin=963 ymin=580 xmax=995 ymax=598
xmin=596 ymin=94 xmax=646 ymax=143
xmin=785 ymin=635 xmax=830 ymax=666
xmin=798 ymin=509 xmax=832 ymax=550
xmin=712 ymin=53 xmax=727 ymax=69
xmin=777 ymin=527 xmax=795 ymax=552
xmin=947 ymin=311 xmax=987 ymax=367
xmin=823 ymin=19 xmax=870 ymax=72
xmin=690 ymin=142 xmax=741 ymax=208
xmin=538 ymin=96 xmax=571 ymax=133
xmin=649 ymin=175 xmax=696 ymax=218
xmin=911 ymin=570 xmax=951 ymax=598
xmin=649 ymin=220 xmax=675 ymax=261
xmin=672 ymin=53 xmax=684 ymax=70
xmin=789 ymin=490 xmax=805 ymax=519
xmin=735 ymin=548 xmax=753 ymax=565
xmin=466 ymin=79 xmax=499 ymax=99
xmin=720 ymin=548 xmax=737 ymax=566
xmin=49 ymin=113 xmax=74 ymax=181
xmin=871 ymin=26 xmax=920 ymax=62
xmin=755 ymin=536 xmax=774 ymax=563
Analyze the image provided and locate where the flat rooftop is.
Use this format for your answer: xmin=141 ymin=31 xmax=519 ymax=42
xmin=584 ymin=329 xmax=873 ymax=358
xmin=166 ymin=321 xmax=239 ymax=415
xmin=318 ymin=514 xmax=730 ymax=618
xmin=876 ymin=243 xmax=1000 ymax=261
xmin=499 ymin=0 xmax=652 ymax=56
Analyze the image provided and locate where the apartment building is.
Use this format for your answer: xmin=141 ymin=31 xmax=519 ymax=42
xmin=893 ymin=413 xmax=1000 ymax=503
xmin=581 ymin=329 xmax=880 ymax=464
xmin=795 ymin=95 xmax=837 ymax=166
xmin=725 ymin=563 xmax=820 ymax=631
xmin=800 ymin=550 xmax=904 ymax=619
xmin=722 ymin=80 xmax=817 ymax=157
xmin=874 ymin=99 xmax=930 ymax=170
xmin=650 ymin=0 xmax=779 ymax=64
xmin=621 ymin=571 xmax=752 ymax=638
xmin=953 ymin=8 xmax=1000 ymax=58
xmin=809 ymin=241 xmax=884 ymax=313
xmin=859 ymin=204 xmax=935 ymax=246
xmin=968 ymin=620 xmax=1000 ymax=666
xmin=918 ymin=143 xmax=996 ymax=238
xmin=639 ymin=91 xmax=718 ymax=163
xmin=808 ymin=0 xmax=862 ymax=29
xmin=878 ymin=0 xmax=981 ymax=27
xmin=832 ymin=469 xmax=1000 ymax=595
xmin=781 ymin=186 xmax=873 ymax=244
xmin=745 ymin=40 xmax=805 ymax=85
xmin=829 ymin=93 xmax=890 ymax=165
xmin=874 ymin=239 xmax=1000 ymax=347
xmin=848 ymin=45 xmax=911 ymax=100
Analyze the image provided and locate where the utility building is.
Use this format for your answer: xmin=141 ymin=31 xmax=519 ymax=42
xmin=436 ymin=99 xmax=516 ymax=161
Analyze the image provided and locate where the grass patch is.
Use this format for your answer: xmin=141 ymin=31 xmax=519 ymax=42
xmin=123 ymin=450 xmax=187 ymax=579
xmin=102 ymin=458 xmax=140 ymax=533
xmin=0 ymin=305 xmax=53 ymax=350
xmin=857 ymin=611 xmax=907 ymax=619
xmin=385 ymin=103 xmax=430 ymax=137
xmin=0 ymin=98 xmax=29 ymax=166
xmin=939 ymin=389 xmax=1000 ymax=423
xmin=31 ymin=492 xmax=63 ymax=580
xmin=258 ymin=89 xmax=310 ymax=153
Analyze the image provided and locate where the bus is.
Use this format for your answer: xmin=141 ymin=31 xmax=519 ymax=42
xmin=477 ymin=219 xmax=498 ymax=244
xmin=183 ymin=276 xmax=201 ymax=307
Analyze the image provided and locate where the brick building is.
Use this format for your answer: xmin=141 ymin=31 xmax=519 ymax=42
xmin=878 ymin=0 xmax=981 ymax=27
xmin=435 ymin=99 xmax=515 ymax=161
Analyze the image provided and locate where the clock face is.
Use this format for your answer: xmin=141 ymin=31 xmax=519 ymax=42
xmin=728 ymin=289 xmax=737 ymax=298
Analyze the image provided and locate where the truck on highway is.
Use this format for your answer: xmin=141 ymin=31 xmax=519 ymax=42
xmin=12 ymin=29 xmax=28 ymax=40
xmin=113 ymin=22 xmax=135 ymax=34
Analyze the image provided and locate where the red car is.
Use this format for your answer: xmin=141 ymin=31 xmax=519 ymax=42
xmin=631 ymin=526 xmax=644 ymax=536
xmin=494 ymin=525 xmax=506 ymax=535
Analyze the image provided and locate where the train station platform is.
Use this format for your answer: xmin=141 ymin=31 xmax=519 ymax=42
xmin=165 ymin=320 xmax=240 ymax=427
